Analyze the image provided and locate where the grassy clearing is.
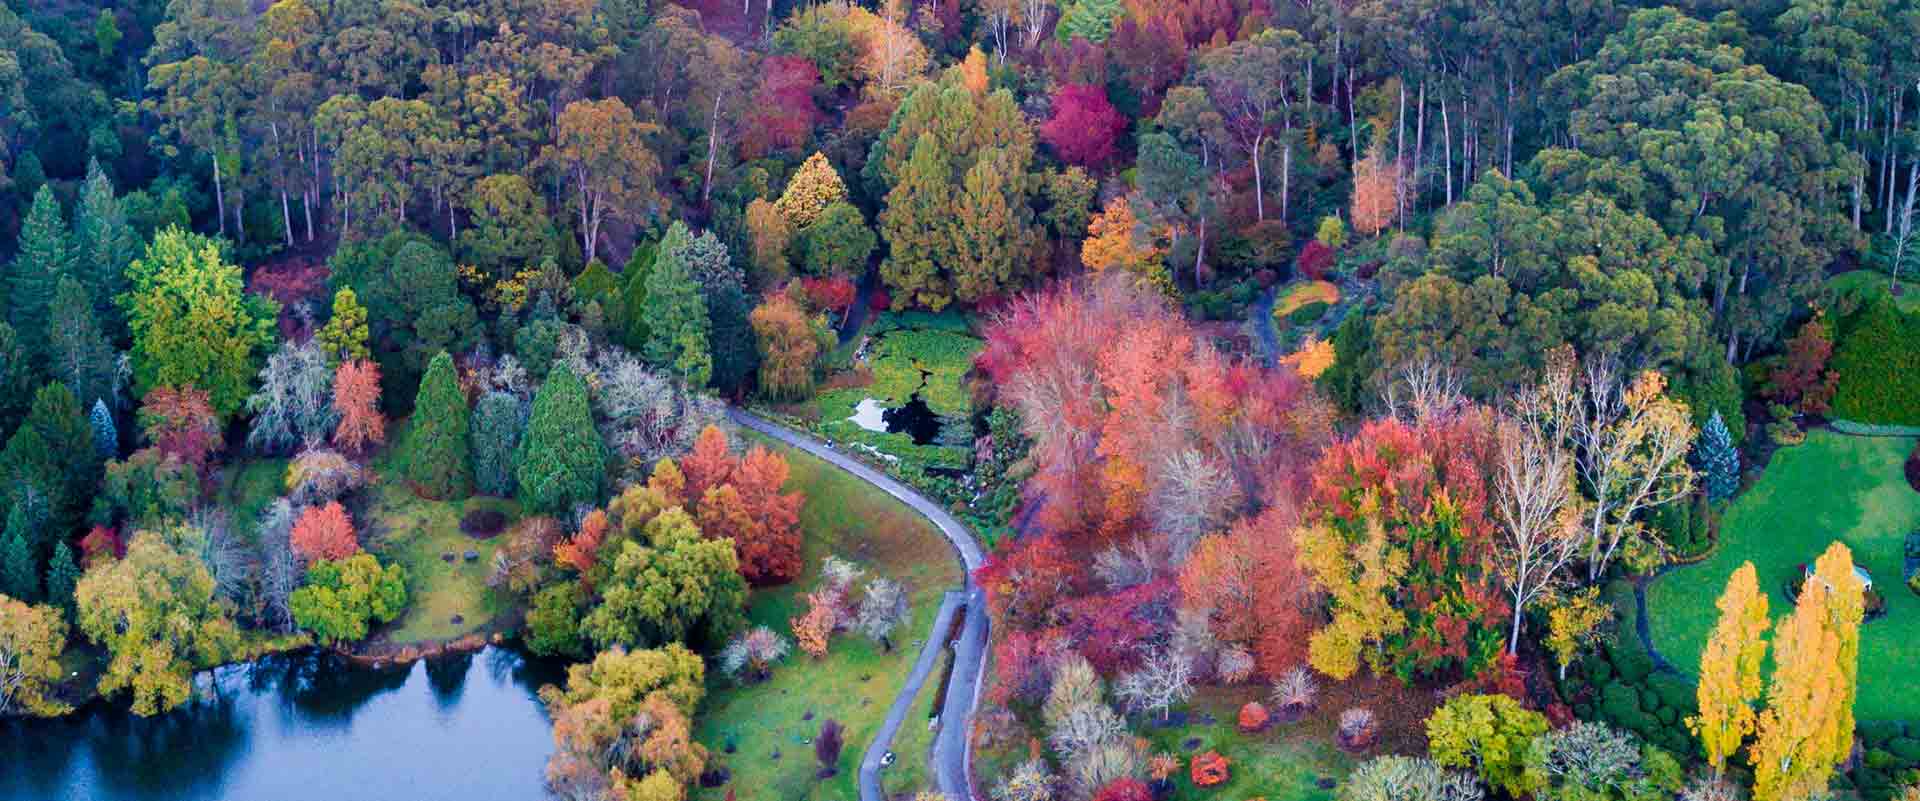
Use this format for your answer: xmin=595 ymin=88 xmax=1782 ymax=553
xmin=692 ymin=431 xmax=962 ymax=801
xmin=881 ymin=648 xmax=949 ymax=798
xmin=365 ymin=439 xmax=521 ymax=645
xmin=1830 ymin=269 xmax=1920 ymax=314
xmin=1276 ymin=280 xmax=1342 ymax=316
xmin=1647 ymin=430 xmax=1920 ymax=719
xmin=1136 ymin=687 xmax=1360 ymax=801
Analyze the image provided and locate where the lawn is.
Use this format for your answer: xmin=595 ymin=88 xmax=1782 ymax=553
xmin=364 ymin=439 xmax=521 ymax=645
xmin=1136 ymin=686 xmax=1363 ymax=801
xmin=881 ymin=649 xmax=949 ymax=798
xmin=219 ymin=457 xmax=290 ymax=543
xmin=1830 ymin=269 xmax=1919 ymax=314
xmin=1646 ymin=429 xmax=1920 ymax=720
xmin=691 ymin=431 xmax=963 ymax=801
xmin=1275 ymin=280 xmax=1342 ymax=317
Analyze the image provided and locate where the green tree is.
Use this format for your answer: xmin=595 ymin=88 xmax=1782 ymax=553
xmin=516 ymin=365 xmax=606 ymax=515
xmin=1055 ymin=0 xmax=1124 ymax=42
xmin=800 ymin=202 xmax=876 ymax=278
xmin=76 ymin=531 xmax=241 ymax=716
xmin=459 ymin=173 xmax=560 ymax=283
xmin=9 ymin=185 xmax=69 ymax=359
xmin=43 ymin=540 xmax=79 ymax=619
xmin=706 ymin=284 xmax=758 ymax=397
xmin=0 ymin=323 xmax=34 ymax=434
xmin=470 ymin=391 xmax=526 ymax=498
xmin=948 ymin=154 xmax=1030 ymax=304
xmin=316 ymin=287 xmax=370 ymax=364
xmin=403 ymin=352 xmax=472 ymax=499
xmin=583 ymin=506 xmax=746 ymax=649
xmin=26 ymin=382 xmax=97 ymax=537
xmin=1695 ymin=411 xmax=1740 ymax=503
xmin=89 ymin=399 xmax=117 ymax=460
xmin=327 ymin=233 xmax=477 ymax=400
xmin=48 ymin=276 xmax=115 ymax=411
xmin=0 ymin=520 xmax=36 ymax=602
xmin=1425 ymin=693 xmax=1550 ymax=797
xmin=526 ymin=582 xmax=587 ymax=659
xmin=618 ymin=240 xmax=658 ymax=351
xmin=123 ymin=228 xmax=276 ymax=419
xmin=880 ymin=134 xmax=954 ymax=309
xmin=289 ymin=553 xmax=408 ymax=646
xmin=71 ymin=159 xmax=138 ymax=341
xmin=640 ymin=223 xmax=712 ymax=387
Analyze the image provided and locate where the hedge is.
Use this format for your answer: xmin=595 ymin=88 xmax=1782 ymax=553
xmin=1832 ymin=298 xmax=1920 ymax=426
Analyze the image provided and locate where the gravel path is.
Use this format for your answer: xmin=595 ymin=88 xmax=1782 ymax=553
xmin=727 ymin=409 xmax=988 ymax=801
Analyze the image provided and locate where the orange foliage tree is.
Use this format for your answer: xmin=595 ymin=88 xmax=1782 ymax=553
xmin=681 ymin=425 xmax=736 ymax=503
xmin=331 ymin=359 xmax=386 ymax=456
xmin=1350 ymin=141 xmax=1399 ymax=237
xmin=290 ymin=501 xmax=358 ymax=562
xmin=139 ymin=385 xmax=224 ymax=474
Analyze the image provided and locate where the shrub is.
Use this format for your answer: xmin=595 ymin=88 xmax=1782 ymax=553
xmin=1889 ymin=737 xmax=1920 ymax=764
xmin=1426 ymin=694 xmax=1548 ymax=797
xmin=1297 ymin=241 xmax=1335 ymax=280
xmin=1190 ymin=751 xmax=1230 ymax=787
xmin=1906 ymin=440 xmax=1919 ymax=492
xmin=1270 ymin=666 xmax=1317 ymax=720
xmin=1832 ymin=298 xmax=1920 ymax=425
xmin=1288 ymin=301 xmax=1330 ymax=324
xmin=460 ymin=507 xmax=508 ymax=538
xmin=1238 ymin=702 xmax=1270 ymax=732
xmin=1339 ymin=707 xmax=1378 ymax=751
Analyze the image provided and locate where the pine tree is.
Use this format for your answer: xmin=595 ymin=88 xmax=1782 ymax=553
xmin=44 ymin=540 xmax=79 ymax=618
xmin=1751 ymin=542 xmax=1864 ymax=801
xmin=1690 ymin=561 xmax=1770 ymax=777
xmin=317 ymin=287 xmax=371 ymax=363
xmin=9 ymin=185 xmax=70 ymax=360
xmin=516 ymin=365 xmax=607 ymax=515
xmin=71 ymin=159 xmax=138 ymax=341
xmin=27 ymin=383 xmax=97 ymax=538
xmin=403 ymin=351 xmax=472 ymax=499
xmin=880 ymin=134 xmax=954 ymax=310
xmin=470 ymin=391 xmax=527 ymax=497
xmin=0 ymin=323 xmax=34 ymax=436
xmin=948 ymin=154 xmax=1027 ymax=304
xmin=1696 ymin=411 xmax=1740 ymax=502
xmin=774 ymin=152 xmax=849 ymax=229
xmin=619 ymin=240 xmax=657 ymax=351
xmin=1 ymin=512 xmax=38 ymax=602
xmin=641 ymin=223 xmax=713 ymax=388
xmin=47 ymin=276 xmax=116 ymax=411
xmin=89 ymin=399 xmax=117 ymax=461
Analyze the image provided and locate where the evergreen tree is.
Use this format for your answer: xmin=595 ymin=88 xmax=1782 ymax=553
xmin=47 ymin=276 xmax=116 ymax=411
xmin=1 ymin=510 xmax=39 ymax=602
xmin=403 ymin=352 xmax=472 ymax=499
xmin=0 ymin=323 xmax=35 ymax=435
xmin=879 ymin=134 xmax=953 ymax=310
xmin=26 ymin=383 xmax=96 ymax=537
xmin=516 ymin=365 xmax=607 ymax=515
xmin=618 ymin=240 xmax=657 ymax=351
xmin=707 ymin=283 xmax=758 ymax=397
xmin=948 ymin=153 xmax=1028 ymax=304
xmin=89 ymin=399 xmax=118 ymax=461
xmin=1696 ymin=411 xmax=1740 ymax=503
xmin=470 ymin=390 xmax=527 ymax=497
xmin=641 ymin=223 xmax=712 ymax=388
xmin=9 ymin=185 xmax=69 ymax=360
xmin=44 ymin=540 xmax=79 ymax=618
xmin=316 ymin=287 xmax=371 ymax=364
xmin=71 ymin=159 xmax=138 ymax=341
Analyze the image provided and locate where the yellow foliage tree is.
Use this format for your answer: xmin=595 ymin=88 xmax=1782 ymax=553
xmin=773 ymin=153 xmax=849 ymax=229
xmin=1750 ymin=542 xmax=1864 ymax=801
xmin=1689 ymin=562 xmax=1770 ymax=777
xmin=1544 ymin=587 xmax=1612 ymax=681
xmin=1282 ymin=336 xmax=1336 ymax=380
xmin=1297 ymin=514 xmax=1407 ymax=680
xmin=959 ymin=45 xmax=989 ymax=96
xmin=1082 ymin=197 xmax=1159 ymax=275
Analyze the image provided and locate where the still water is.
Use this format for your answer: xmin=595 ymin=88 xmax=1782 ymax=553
xmin=0 ymin=646 xmax=562 ymax=801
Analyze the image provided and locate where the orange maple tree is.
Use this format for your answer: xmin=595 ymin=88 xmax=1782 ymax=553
xmin=681 ymin=425 xmax=736 ymax=503
xmin=290 ymin=501 xmax=358 ymax=562
xmin=331 ymin=360 xmax=387 ymax=456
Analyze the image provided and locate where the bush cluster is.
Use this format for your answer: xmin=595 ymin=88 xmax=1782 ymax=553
xmin=1555 ymin=583 xmax=1697 ymax=758
xmin=1832 ymin=299 xmax=1920 ymax=426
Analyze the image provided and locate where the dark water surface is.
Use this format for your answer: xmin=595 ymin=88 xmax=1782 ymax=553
xmin=0 ymin=646 xmax=562 ymax=801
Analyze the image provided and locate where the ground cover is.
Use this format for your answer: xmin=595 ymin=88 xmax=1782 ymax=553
xmin=692 ymin=432 xmax=962 ymax=801
xmin=219 ymin=458 xmax=290 ymax=542
xmin=1830 ymin=269 xmax=1920 ymax=314
xmin=1275 ymin=279 xmax=1342 ymax=318
xmin=1646 ymin=429 xmax=1920 ymax=719
xmin=364 ymin=437 xmax=521 ymax=645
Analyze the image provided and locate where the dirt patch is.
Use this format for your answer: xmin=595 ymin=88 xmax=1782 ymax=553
xmin=460 ymin=508 xmax=509 ymax=539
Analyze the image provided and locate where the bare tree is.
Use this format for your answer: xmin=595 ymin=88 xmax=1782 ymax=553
xmin=257 ymin=499 xmax=300 ymax=632
xmin=853 ymin=577 xmax=909 ymax=651
xmin=1091 ymin=538 xmax=1156 ymax=590
xmin=1114 ymin=647 xmax=1194 ymax=722
xmin=1047 ymin=701 xmax=1126 ymax=761
xmin=1149 ymin=448 xmax=1241 ymax=564
xmin=1490 ymin=413 xmax=1583 ymax=653
xmin=1384 ymin=357 xmax=1466 ymax=424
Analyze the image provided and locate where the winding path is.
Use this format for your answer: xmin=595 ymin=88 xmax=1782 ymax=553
xmin=726 ymin=409 xmax=988 ymax=801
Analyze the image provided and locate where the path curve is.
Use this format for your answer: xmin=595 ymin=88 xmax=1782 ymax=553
xmin=727 ymin=409 xmax=988 ymax=801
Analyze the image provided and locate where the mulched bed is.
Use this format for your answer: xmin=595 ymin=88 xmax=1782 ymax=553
xmin=460 ymin=508 xmax=509 ymax=540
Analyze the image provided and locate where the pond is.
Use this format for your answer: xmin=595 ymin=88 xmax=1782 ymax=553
xmin=0 ymin=646 xmax=563 ymax=801
xmin=846 ymin=394 xmax=944 ymax=446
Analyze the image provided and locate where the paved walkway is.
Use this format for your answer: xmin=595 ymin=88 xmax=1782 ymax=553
xmin=727 ymin=409 xmax=988 ymax=801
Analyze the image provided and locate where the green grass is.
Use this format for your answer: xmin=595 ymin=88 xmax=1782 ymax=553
xmin=881 ymin=649 xmax=948 ymax=798
xmin=219 ymin=457 xmax=290 ymax=543
xmin=1830 ymin=269 xmax=1920 ymax=314
xmin=692 ymin=431 xmax=962 ymax=801
xmin=1137 ymin=688 xmax=1359 ymax=801
xmin=1647 ymin=429 xmax=1920 ymax=719
xmin=1276 ymin=280 xmax=1342 ymax=317
xmin=364 ymin=438 xmax=521 ymax=645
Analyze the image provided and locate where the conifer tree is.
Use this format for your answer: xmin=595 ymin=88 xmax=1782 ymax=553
xmin=880 ymin=134 xmax=953 ymax=310
xmin=1690 ymin=562 xmax=1770 ymax=777
xmin=0 ymin=323 xmax=33 ymax=434
xmin=1696 ymin=411 xmax=1740 ymax=502
xmin=641 ymin=223 xmax=712 ymax=388
xmin=47 ymin=276 xmax=116 ymax=411
xmin=403 ymin=351 xmax=472 ymax=499
xmin=27 ymin=382 xmax=97 ymax=537
xmin=317 ymin=287 xmax=371 ymax=364
xmin=10 ymin=185 xmax=69 ymax=360
xmin=1751 ymin=542 xmax=1864 ymax=801
xmin=470 ymin=391 xmax=526 ymax=498
xmin=71 ymin=159 xmax=138 ymax=340
xmin=44 ymin=540 xmax=79 ymax=619
xmin=619 ymin=240 xmax=657 ymax=351
xmin=774 ymin=152 xmax=849 ymax=229
xmin=949 ymin=154 xmax=1027 ymax=304
xmin=89 ymin=399 xmax=117 ymax=461
xmin=1 ymin=511 xmax=38 ymax=602
xmin=516 ymin=365 xmax=606 ymax=515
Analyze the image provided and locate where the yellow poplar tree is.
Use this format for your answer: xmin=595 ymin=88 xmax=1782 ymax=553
xmin=773 ymin=152 xmax=848 ymax=229
xmin=1297 ymin=513 xmax=1408 ymax=680
xmin=1750 ymin=542 xmax=1864 ymax=801
xmin=1689 ymin=562 xmax=1770 ymax=777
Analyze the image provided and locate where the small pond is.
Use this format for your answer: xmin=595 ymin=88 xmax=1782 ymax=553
xmin=846 ymin=394 xmax=944 ymax=446
xmin=0 ymin=646 xmax=563 ymax=801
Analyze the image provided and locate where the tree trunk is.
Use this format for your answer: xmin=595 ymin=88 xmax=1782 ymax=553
xmin=1251 ymin=134 xmax=1265 ymax=221
xmin=704 ymin=93 xmax=724 ymax=206
xmin=212 ymin=154 xmax=228 ymax=237
xmin=1441 ymin=98 xmax=1454 ymax=205
xmin=302 ymin=190 xmax=314 ymax=242
xmin=1508 ymin=596 xmax=1525 ymax=654
xmin=280 ymin=190 xmax=294 ymax=248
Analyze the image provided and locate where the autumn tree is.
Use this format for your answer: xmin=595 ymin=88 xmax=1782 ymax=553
xmin=76 ymin=531 xmax=241 ymax=716
xmin=539 ymin=643 xmax=707 ymax=801
xmin=403 ymin=352 xmax=472 ymax=499
xmin=1350 ymin=141 xmax=1399 ymax=237
xmin=1039 ymin=84 xmax=1125 ymax=169
xmin=1690 ymin=562 xmax=1770 ymax=778
xmin=0 ymin=595 xmax=68 ymax=717
xmin=541 ymin=98 xmax=663 ymax=263
xmin=516 ymin=365 xmax=607 ymax=516
xmin=582 ymin=505 xmax=746 ymax=650
xmin=317 ymin=288 xmax=371 ymax=363
xmin=289 ymin=552 xmax=407 ymax=645
xmin=700 ymin=447 xmax=805 ymax=585
xmin=1491 ymin=411 xmax=1580 ymax=653
xmin=124 ymin=228 xmax=277 ymax=419
xmin=881 ymin=134 xmax=956 ymax=310
xmin=290 ymin=501 xmax=358 ymax=563
xmin=331 ymin=359 xmax=386 ymax=456
xmin=1081 ymin=196 xmax=1160 ymax=279
xmin=1750 ymin=542 xmax=1864 ymax=801
xmin=139 ymin=385 xmax=224 ymax=475
xmin=743 ymin=199 xmax=792 ymax=288
xmin=751 ymin=294 xmax=822 ymax=401
xmin=774 ymin=152 xmax=849 ymax=229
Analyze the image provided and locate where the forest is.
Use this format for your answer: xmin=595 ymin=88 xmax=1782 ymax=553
xmin=3 ymin=0 xmax=1920 ymax=800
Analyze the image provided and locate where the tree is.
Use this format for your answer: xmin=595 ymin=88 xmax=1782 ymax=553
xmin=880 ymin=134 xmax=955 ymax=310
xmin=290 ymin=501 xmax=358 ymax=563
xmin=1081 ymin=196 xmax=1159 ymax=277
xmin=89 ymin=400 xmax=117 ymax=461
xmin=138 ymin=385 xmax=223 ymax=476
xmin=0 ymin=323 xmax=36 ymax=435
xmin=539 ymin=643 xmax=707 ymax=801
xmin=1751 ymin=542 xmax=1864 ymax=801
xmin=71 ymin=159 xmax=138 ymax=339
xmin=640 ymin=223 xmax=714 ymax=388
xmin=1492 ymin=412 xmax=1581 ymax=653
xmin=798 ymin=202 xmax=876 ymax=279
xmin=949 ymin=154 xmax=1031 ymax=303
xmin=76 ymin=531 xmax=241 ymax=716
xmin=774 ymin=152 xmax=849 ymax=229
xmin=582 ymin=505 xmax=747 ymax=649
xmin=1039 ymin=84 xmax=1125 ymax=169
xmin=123 ymin=228 xmax=276 ymax=419
xmin=707 ymin=446 xmax=803 ymax=585
xmin=1351 ymin=141 xmax=1398 ymax=237
xmin=1766 ymin=319 xmax=1838 ymax=415
xmin=853 ymin=577 xmax=909 ymax=651
xmin=404 ymin=352 xmax=472 ymax=499
xmin=0 ymin=523 xmax=35 ymax=603
xmin=289 ymin=552 xmax=407 ymax=645
xmin=25 ymin=382 xmax=97 ymax=539
xmin=707 ymin=284 xmax=759 ymax=397
xmin=0 ymin=595 xmax=68 ymax=717
xmin=516 ymin=365 xmax=606 ymax=516
xmin=459 ymin=173 xmax=560 ymax=283
xmin=471 ymin=391 xmax=527 ymax=497
xmin=47 ymin=276 xmax=115 ymax=412
xmin=43 ymin=540 xmax=79 ymax=618
xmin=816 ymin=718 xmax=845 ymax=775
xmin=1690 ymin=562 xmax=1770 ymax=778
xmin=1193 ymin=29 xmax=1309 ymax=222
xmin=9 ymin=185 xmax=68 ymax=359
xmin=246 ymin=339 xmax=337 ymax=454
xmin=317 ymin=288 xmax=371 ymax=364
xmin=750 ymin=294 xmax=822 ymax=400
xmin=743 ymin=199 xmax=792 ymax=288
xmin=543 ymin=98 xmax=662 ymax=263
xmin=331 ymin=359 xmax=386 ymax=457
xmin=1426 ymin=693 xmax=1550 ymax=797
xmin=1114 ymin=646 xmax=1193 ymax=721
xmin=1527 ymin=721 xmax=1680 ymax=801
xmin=1695 ymin=411 xmax=1739 ymax=504
xmin=1545 ymin=589 xmax=1611 ymax=682
xmin=526 ymin=583 xmax=587 ymax=659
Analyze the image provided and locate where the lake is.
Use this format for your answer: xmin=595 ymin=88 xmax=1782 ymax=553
xmin=0 ymin=646 xmax=563 ymax=801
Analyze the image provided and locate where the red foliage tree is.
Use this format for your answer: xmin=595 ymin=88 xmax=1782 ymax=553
xmin=1110 ymin=13 xmax=1188 ymax=116
xmin=741 ymin=56 xmax=820 ymax=160
xmin=248 ymin=259 xmax=331 ymax=306
xmin=79 ymin=526 xmax=123 ymax=567
xmin=290 ymin=501 xmax=359 ymax=563
xmin=1040 ymin=84 xmax=1127 ymax=169
xmin=331 ymin=360 xmax=387 ymax=456
xmin=553 ymin=509 xmax=608 ymax=578
xmin=976 ymin=535 xmax=1077 ymax=633
xmin=800 ymin=276 xmax=857 ymax=314
xmin=1058 ymin=580 xmax=1171 ymax=673
xmin=1296 ymin=240 xmax=1334 ymax=281
xmin=1767 ymin=318 xmax=1839 ymax=414
xmin=138 ymin=385 xmax=224 ymax=475
xmin=681 ymin=424 xmax=737 ymax=503
xmin=728 ymin=446 xmax=804 ymax=585
xmin=1180 ymin=501 xmax=1310 ymax=676
xmin=987 ymin=626 xmax=1072 ymax=705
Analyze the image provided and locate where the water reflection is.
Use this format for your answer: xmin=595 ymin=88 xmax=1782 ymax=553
xmin=0 ymin=646 xmax=558 ymax=801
